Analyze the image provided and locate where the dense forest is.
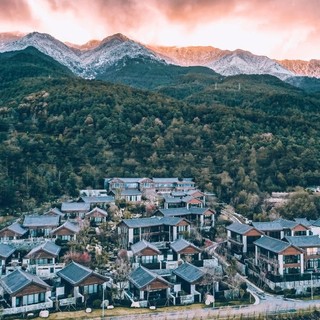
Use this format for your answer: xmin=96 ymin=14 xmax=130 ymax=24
xmin=0 ymin=47 xmax=320 ymax=218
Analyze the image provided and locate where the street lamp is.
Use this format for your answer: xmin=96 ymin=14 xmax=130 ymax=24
xmin=102 ymin=282 xmax=107 ymax=319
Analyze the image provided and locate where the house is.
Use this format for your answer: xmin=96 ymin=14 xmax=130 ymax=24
xmin=153 ymin=178 xmax=195 ymax=193
xmin=61 ymin=202 xmax=90 ymax=218
xmin=130 ymin=240 xmax=163 ymax=269
xmin=254 ymin=236 xmax=304 ymax=281
xmin=0 ymin=244 xmax=16 ymax=276
xmin=155 ymin=207 xmax=215 ymax=230
xmin=170 ymin=239 xmax=202 ymax=263
xmin=23 ymin=241 xmax=63 ymax=278
xmin=128 ymin=266 xmax=172 ymax=306
xmin=285 ymin=236 xmax=320 ymax=271
xmin=252 ymin=219 xmax=310 ymax=239
xmin=0 ymin=222 xmax=28 ymax=241
xmin=227 ymin=222 xmax=263 ymax=255
xmin=51 ymin=220 xmax=80 ymax=242
xmin=0 ymin=269 xmax=52 ymax=316
xmin=172 ymin=262 xmax=204 ymax=304
xmin=117 ymin=216 xmax=191 ymax=249
xmin=85 ymin=207 xmax=108 ymax=225
xmin=23 ymin=215 xmax=60 ymax=237
xmin=56 ymin=261 xmax=108 ymax=303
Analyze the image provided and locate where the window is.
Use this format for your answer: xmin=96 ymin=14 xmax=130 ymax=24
xmin=83 ymin=284 xmax=98 ymax=294
xmin=22 ymin=292 xmax=45 ymax=305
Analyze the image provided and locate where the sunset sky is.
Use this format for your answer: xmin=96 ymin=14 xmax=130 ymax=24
xmin=0 ymin=0 xmax=319 ymax=60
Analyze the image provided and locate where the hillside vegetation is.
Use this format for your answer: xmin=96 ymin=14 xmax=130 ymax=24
xmin=0 ymin=48 xmax=320 ymax=217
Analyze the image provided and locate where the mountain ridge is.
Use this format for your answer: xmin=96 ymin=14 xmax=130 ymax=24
xmin=0 ymin=31 xmax=319 ymax=81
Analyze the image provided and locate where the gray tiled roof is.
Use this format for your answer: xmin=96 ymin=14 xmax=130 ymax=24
xmin=121 ymin=189 xmax=142 ymax=196
xmin=170 ymin=239 xmax=200 ymax=253
xmin=0 ymin=269 xmax=50 ymax=294
xmin=81 ymin=196 xmax=115 ymax=203
xmin=252 ymin=221 xmax=284 ymax=231
xmin=23 ymin=215 xmax=60 ymax=227
xmin=153 ymin=178 xmax=179 ymax=183
xmin=276 ymin=218 xmax=299 ymax=229
xmin=0 ymin=243 xmax=15 ymax=259
xmin=254 ymin=236 xmax=294 ymax=253
xmin=61 ymin=202 xmax=90 ymax=212
xmin=57 ymin=261 xmax=106 ymax=285
xmin=25 ymin=241 xmax=61 ymax=258
xmin=129 ymin=266 xmax=171 ymax=289
xmin=285 ymin=236 xmax=320 ymax=248
xmin=294 ymin=218 xmax=314 ymax=227
xmin=86 ymin=207 xmax=108 ymax=217
xmin=163 ymin=196 xmax=182 ymax=204
xmin=312 ymin=218 xmax=320 ymax=227
xmin=157 ymin=207 xmax=212 ymax=217
xmin=173 ymin=262 xmax=204 ymax=283
xmin=131 ymin=240 xmax=160 ymax=255
xmin=44 ymin=207 xmax=64 ymax=216
xmin=122 ymin=216 xmax=186 ymax=228
xmin=227 ymin=222 xmax=256 ymax=235
xmin=1 ymin=222 xmax=27 ymax=236
xmin=52 ymin=220 xmax=80 ymax=234
xmin=170 ymin=192 xmax=187 ymax=197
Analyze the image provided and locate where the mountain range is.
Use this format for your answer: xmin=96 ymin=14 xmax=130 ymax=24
xmin=0 ymin=31 xmax=319 ymax=85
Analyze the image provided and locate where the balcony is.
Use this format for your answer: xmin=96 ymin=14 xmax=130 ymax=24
xmin=2 ymin=299 xmax=53 ymax=316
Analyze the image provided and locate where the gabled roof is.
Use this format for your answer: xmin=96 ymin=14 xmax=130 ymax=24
xmin=254 ymin=236 xmax=303 ymax=253
xmin=52 ymin=220 xmax=80 ymax=234
xmin=129 ymin=266 xmax=171 ymax=289
xmin=86 ymin=207 xmax=108 ymax=217
xmin=61 ymin=202 xmax=90 ymax=212
xmin=163 ymin=196 xmax=182 ymax=204
xmin=294 ymin=218 xmax=314 ymax=227
xmin=131 ymin=240 xmax=160 ymax=255
xmin=0 ymin=243 xmax=15 ymax=259
xmin=81 ymin=196 xmax=115 ymax=204
xmin=0 ymin=222 xmax=27 ymax=236
xmin=0 ymin=269 xmax=50 ymax=295
xmin=173 ymin=262 xmax=204 ymax=283
xmin=25 ymin=241 xmax=61 ymax=258
xmin=285 ymin=236 xmax=320 ymax=248
xmin=57 ymin=261 xmax=107 ymax=285
xmin=44 ymin=207 xmax=64 ymax=216
xmin=23 ymin=215 xmax=60 ymax=228
xmin=227 ymin=222 xmax=262 ymax=235
xmin=170 ymin=238 xmax=201 ymax=253
xmin=121 ymin=216 xmax=188 ymax=228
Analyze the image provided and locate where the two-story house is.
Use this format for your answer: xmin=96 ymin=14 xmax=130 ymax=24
xmin=117 ymin=216 xmax=191 ymax=249
xmin=227 ymin=222 xmax=263 ymax=256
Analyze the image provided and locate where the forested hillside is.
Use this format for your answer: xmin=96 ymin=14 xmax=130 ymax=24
xmin=0 ymin=48 xmax=320 ymax=217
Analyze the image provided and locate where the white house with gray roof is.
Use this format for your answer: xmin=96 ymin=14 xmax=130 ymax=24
xmin=0 ymin=269 xmax=52 ymax=315
xmin=23 ymin=241 xmax=63 ymax=279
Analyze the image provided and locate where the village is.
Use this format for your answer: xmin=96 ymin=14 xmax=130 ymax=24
xmin=0 ymin=177 xmax=320 ymax=318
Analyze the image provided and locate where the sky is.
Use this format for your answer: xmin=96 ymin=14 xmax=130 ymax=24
xmin=0 ymin=0 xmax=319 ymax=60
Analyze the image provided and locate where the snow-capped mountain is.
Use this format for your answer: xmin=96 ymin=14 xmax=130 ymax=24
xmin=0 ymin=31 xmax=319 ymax=81
xmin=277 ymin=59 xmax=320 ymax=78
xmin=0 ymin=32 xmax=85 ymax=75
xmin=79 ymin=33 xmax=162 ymax=78
xmin=0 ymin=32 xmax=163 ymax=79
xmin=150 ymin=46 xmax=294 ymax=80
